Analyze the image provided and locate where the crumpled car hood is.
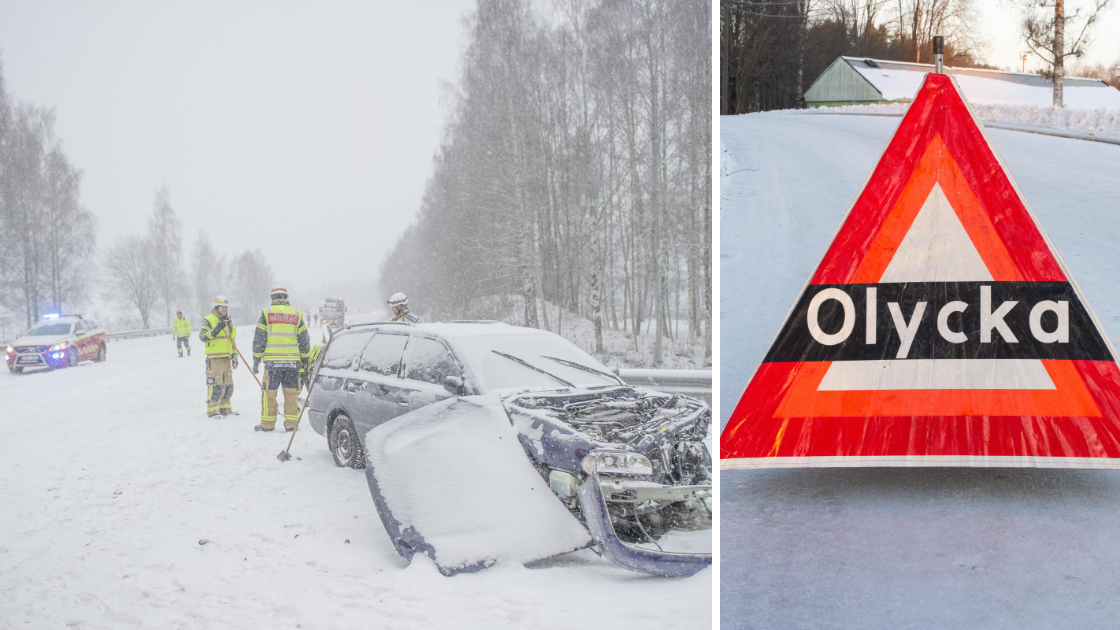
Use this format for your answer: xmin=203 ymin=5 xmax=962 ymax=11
xmin=363 ymin=394 xmax=591 ymax=575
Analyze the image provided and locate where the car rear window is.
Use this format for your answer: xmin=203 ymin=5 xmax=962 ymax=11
xmin=321 ymin=331 xmax=373 ymax=370
xmin=26 ymin=323 xmax=72 ymax=336
xmin=360 ymin=333 xmax=409 ymax=377
xmin=403 ymin=336 xmax=462 ymax=385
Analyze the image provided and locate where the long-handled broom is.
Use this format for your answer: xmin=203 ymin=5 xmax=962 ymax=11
xmin=278 ymin=330 xmax=337 ymax=462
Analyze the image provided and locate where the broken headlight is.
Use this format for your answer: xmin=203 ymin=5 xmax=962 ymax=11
xmin=581 ymin=449 xmax=653 ymax=477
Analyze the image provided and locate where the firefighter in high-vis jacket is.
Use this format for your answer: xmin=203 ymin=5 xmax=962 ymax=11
xmin=252 ymin=286 xmax=310 ymax=432
xmin=199 ymin=296 xmax=238 ymax=417
xmin=173 ymin=310 xmax=192 ymax=357
xmin=388 ymin=292 xmax=419 ymax=323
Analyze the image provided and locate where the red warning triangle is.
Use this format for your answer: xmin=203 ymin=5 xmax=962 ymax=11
xmin=721 ymin=73 xmax=1120 ymax=469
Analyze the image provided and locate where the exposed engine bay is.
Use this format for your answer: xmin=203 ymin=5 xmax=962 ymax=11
xmin=506 ymin=387 xmax=712 ymax=549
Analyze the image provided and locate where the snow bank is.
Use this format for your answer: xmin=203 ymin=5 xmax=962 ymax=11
xmin=364 ymin=395 xmax=591 ymax=573
xmin=794 ymin=102 xmax=1120 ymax=142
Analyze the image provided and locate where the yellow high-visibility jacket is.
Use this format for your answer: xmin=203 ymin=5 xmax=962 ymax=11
xmin=173 ymin=316 xmax=192 ymax=338
xmin=200 ymin=311 xmax=236 ymax=358
xmin=252 ymin=300 xmax=310 ymax=366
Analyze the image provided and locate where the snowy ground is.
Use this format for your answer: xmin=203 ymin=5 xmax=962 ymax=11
xmin=721 ymin=112 xmax=1120 ymax=628
xmin=0 ymin=331 xmax=710 ymax=629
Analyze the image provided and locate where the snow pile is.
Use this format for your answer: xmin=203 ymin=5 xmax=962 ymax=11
xmin=796 ymin=102 xmax=1120 ymax=142
xmin=364 ymin=395 xmax=591 ymax=573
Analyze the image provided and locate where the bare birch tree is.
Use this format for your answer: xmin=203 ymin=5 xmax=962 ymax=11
xmin=190 ymin=231 xmax=226 ymax=318
xmin=105 ymin=236 xmax=160 ymax=328
xmin=1020 ymin=0 xmax=1113 ymax=106
xmin=148 ymin=183 xmax=183 ymax=325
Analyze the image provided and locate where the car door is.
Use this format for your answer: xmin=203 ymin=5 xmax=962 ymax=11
xmin=312 ymin=330 xmax=375 ymax=429
xmin=351 ymin=332 xmax=410 ymax=433
xmin=71 ymin=321 xmax=89 ymax=361
xmin=395 ymin=335 xmax=463 ymax=413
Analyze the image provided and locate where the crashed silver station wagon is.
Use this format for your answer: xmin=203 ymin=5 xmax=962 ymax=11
xmin=307 ymin=321 xmax=712 ymax=577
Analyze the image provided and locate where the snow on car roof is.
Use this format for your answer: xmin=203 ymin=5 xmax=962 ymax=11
xmin=355 ymin=321 xmax=541 ymax=339
xmin=413 ymin=321 xmax=546 ymax=339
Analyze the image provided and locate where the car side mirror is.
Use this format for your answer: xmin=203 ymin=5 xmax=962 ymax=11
xmin=610 ymin=366 xmax=621 ymax=376
xmin=443 ymin=375 xmax=465 ymax=396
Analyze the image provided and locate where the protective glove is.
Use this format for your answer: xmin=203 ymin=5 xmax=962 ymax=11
xmin=253 ymin=360 xmax=260 ymax=374
xmin=231 ymin=354 xmax=239 ymax=370
xmin=211 ymin=319 xmax=227 ymax=335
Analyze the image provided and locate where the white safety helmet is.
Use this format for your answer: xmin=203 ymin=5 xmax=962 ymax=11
xmin=387 ymin=292 xmax=408 ymax=307
xmin=213 ymin=295 xmax=230 ymax=307
xmin=271 ymin=286 xmax=289 ymax=298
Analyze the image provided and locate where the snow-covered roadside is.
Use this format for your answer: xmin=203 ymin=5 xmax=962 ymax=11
xmin=0 ymin=333 xmax=710 ymax=629
xmin=782 ymin=102 xmax=1120 ymax=142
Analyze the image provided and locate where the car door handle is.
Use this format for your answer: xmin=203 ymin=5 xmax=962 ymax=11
xmin=344 ymin=381 xmax=366 ymax=392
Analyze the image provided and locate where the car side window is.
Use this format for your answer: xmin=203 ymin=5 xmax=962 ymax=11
xmin=402 ymin=337 xmax=462 ymax=386
xmin=73 ymin=321 xmax=85 ymax=334
xmin=360 ymin=333 xmax=408 ymax=377
xmin=321 ymin=332 xmax=374 ymax=370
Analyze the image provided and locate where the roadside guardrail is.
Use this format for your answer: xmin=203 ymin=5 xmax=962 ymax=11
xmin=107 ymin=327 xmax=173 ymax=341
xmin=618 ymin=368 xmax=712 ymax=403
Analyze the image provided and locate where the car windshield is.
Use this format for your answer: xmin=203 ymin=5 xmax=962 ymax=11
xmin=26 ymin=323 xmax=72 ymax=336
xmin=453 ymin=331 xmax=618 ymax=393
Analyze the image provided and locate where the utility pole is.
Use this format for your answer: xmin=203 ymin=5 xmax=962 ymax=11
xmin=1020 ymin=54 xmax=1028 ymax=72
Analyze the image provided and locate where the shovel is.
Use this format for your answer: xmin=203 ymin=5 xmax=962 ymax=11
xmin=278 ymin=330 xmax=337 ymax=462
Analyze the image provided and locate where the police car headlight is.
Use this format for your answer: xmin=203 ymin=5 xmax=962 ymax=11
xmin=5 ymin=345 xmax=13 ymax=355
xmin=49 ymin=342 xmax=68 ymax=351
xmin=581 ymin=450 xmax=654 ymax=477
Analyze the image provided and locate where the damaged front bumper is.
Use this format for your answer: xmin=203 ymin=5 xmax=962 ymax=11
xmin=576 ymin=472 xmax=712 ymax=578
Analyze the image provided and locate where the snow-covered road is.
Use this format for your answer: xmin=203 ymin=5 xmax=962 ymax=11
xmin=0 ymin=333 xmax=710 ymax=628
xmin=721 ymin=112 xmax=1120 ymax=628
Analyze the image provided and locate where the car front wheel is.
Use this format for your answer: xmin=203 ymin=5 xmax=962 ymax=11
xmin=67 ymin=347 xmax=78 ymax=367
xmin=95 ymin=344 xmax=106 ymax=362
xmin=329 ymin=413 xmax=366 ymax=469
xmin=8 ymin=366 xmax=22 ymax=374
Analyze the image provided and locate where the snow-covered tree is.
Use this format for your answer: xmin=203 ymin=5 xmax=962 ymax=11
xmin=104 ymin=236 xmax=160 ymax=329
xmin=147 ymin=183 xmax=183 ymax=326
xmin=229 ymin=249 xmax=274 ymax=322
xmin=190 ymin=231 xmax=226 ymax=319
xmin=380 ymin=0 xmax=712 ymax=366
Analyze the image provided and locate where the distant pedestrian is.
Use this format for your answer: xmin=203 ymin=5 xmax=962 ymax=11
xmin=173 ymin=310 xmax=192 ymax=357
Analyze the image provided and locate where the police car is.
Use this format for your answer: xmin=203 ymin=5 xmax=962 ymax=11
xmin=5 ymin=315 xmax=107 ymax=374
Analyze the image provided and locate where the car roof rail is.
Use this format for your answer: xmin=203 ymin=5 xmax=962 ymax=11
xmin=440 ymin=320 xmax=502 ymax=324
xmin=344 ymin=321 xmax=413 ymax=330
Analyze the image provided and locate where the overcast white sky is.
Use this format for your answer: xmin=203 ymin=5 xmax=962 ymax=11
xmin=0 ymin=0 xmax=475 ymax=303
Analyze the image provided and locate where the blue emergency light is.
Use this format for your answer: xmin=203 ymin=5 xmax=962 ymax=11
xmin=42 ymin=313 xmax=59 ymax=320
